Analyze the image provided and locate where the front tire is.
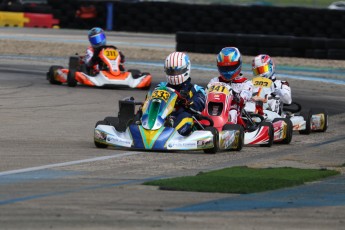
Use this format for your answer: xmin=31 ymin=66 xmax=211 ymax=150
xmin=47 ymin=65 xmax=63 ymax=85
xmin=299 ymin=110 xmax=312 ymax=135
xmin=310 ymin=108 xmax=328 ymax=132
xmin=67 ymin=56 xmax=79 ymax=87
xmin=273 ymin=118 xmax=293 ymax=144
xmin=222 ymin=124 xmax=244 ymax=151
xmin=203 ymin=126 xmax=219 ymax=154
xmin=94 ymin=120 xmax=108 ymax=148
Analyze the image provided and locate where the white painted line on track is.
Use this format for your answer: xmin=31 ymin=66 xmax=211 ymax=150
xmin=0 ymin=152 xmax=142 ymax=177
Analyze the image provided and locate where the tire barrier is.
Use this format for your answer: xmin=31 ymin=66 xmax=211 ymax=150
xmin=176 ymin=32 xmax=345 ymax=60
xmin=0 ymin=11 xmax=58 ymax=28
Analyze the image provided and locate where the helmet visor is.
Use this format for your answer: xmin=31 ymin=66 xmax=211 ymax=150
xmin=165 ymin=67 xmax=188 ymax=76
xmin=218 ymin=63 xmax=240 ymax=73
xmin=89 ymin=33 xmax=106 ymax=46
xmin=253 ymin=64 xmax=269 ymax=76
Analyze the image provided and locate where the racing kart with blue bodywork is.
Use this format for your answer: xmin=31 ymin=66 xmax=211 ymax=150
xmin=46 ymin=45 xmax=151 ymax=89
xmin=94 ymin=86 xmax=243 ymax=153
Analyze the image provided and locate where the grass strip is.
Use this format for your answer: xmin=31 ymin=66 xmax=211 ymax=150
xmin=144 ymin=166 xmax=339 ymax=194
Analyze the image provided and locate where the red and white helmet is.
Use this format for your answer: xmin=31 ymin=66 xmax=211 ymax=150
xmin=252 ymin=54 xmax=275 ymax=79
xmin=164 ymin=52 xmax=191 ymax=85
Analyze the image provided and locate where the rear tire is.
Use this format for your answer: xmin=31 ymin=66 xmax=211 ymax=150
xmin=67 ymin=56 xmax=79 ymax=87
xmin=203 ymin=126 xmax=219 ymax=154
xmin=299 ymin=110 xmax=312 ymax=135
xmin=260 ymin=122 xmax=274 ymax=147
xmin=47 ymin=65 xmax=63 ymax=85
xmin=94 ymin=120 xmax=108 ymax=148
xmin=310 ymin=108 xmax=328 ymax=132
xmin=273 ymin=118 xmax=293 ymax=144
xmin=222 ymin=124 xmax=244 ymax=151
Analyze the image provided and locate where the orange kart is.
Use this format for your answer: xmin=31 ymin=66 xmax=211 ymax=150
xmin=46 ymin=45 xmax=151 ymax=89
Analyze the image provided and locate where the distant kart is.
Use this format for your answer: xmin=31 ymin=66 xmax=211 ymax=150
xmin=203 ymin=82 xmax=273 ymax=147
xmin=94 ymin=86 xmax=235 ymax=153
xmin=46 ymin=45 xmax=151 ymax=89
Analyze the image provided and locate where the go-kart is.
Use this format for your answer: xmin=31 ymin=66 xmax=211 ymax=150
xmin=203 ymin=82 xmax=274 ymax=147
xmin=94 ymin=86 xmax=237 ymax=153
xmin=244 ymin=76 xmax=293 ymax=144
xmin=46 ymin=45 xmax=151 ymax=89
xmin=249 ymin=76 xmax=328 ymax=135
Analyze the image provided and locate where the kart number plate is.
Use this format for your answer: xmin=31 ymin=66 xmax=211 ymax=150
xmin=208 ymin=83 xmax=231 ymax=95
xmin=104 ymin=49 xmax=119 ymax=60
xmin=252 ymin=77 xmax=272 ymax=88
xmin=151 ymin=90 xmax=170 ymax=102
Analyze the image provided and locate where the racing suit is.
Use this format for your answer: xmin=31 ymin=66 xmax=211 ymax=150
xmin=208 ymin=74 xmax=253 ymax=124
xmin=157 ymin=78 xmax=206 ymax=136
xmin=268 ymin=75 xmax=292 ymax=114
xmin=83 ymin=46 xmax=125 ymax=74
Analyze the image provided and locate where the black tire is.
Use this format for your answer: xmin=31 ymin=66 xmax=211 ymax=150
xmin=67 ymin=56 xmax=79 ymax=87
xmin=273 ymin=118 xmax=293 ymax=144
xmin=94 ymin=120 xmax=108 ymax=148
xmin=299 ymin=110 xmax=312 ymax=135
xmin=47 ymin=65 xmax=63 ymax=85
xmin=310 ymin=108 xmax=328 ymax=132
xmin=222 ymin=124 xmax=244 ymax=151
xmin=260 ymin=122 xmax=274 ymax=147
xmin=203 ymin=126 xmax=219 ymax=154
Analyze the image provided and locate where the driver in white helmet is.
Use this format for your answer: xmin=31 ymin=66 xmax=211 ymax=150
xmin=207 ymin=47 xmax=253 ymax=124
xmin=251 ymin=54 xmax=292 ymax=115
xmin=156 ymin=51 xmax=206 ymax=136
xmin=84 ymin=27 xmax=125 ymax=75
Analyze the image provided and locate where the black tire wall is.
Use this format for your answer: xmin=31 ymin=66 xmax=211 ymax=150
xmin=45 ymin=1 xmax=345 ymax=59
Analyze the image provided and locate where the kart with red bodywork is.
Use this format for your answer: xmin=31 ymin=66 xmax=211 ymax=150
xmin=201 ymin=82 xmax=274 ymax=148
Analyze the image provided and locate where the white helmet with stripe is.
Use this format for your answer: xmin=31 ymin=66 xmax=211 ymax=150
xmin=164 ymin=52 xmax=191 ymax=85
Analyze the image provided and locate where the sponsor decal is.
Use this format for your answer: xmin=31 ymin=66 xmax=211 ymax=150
xmin=219 ymin=131 xmax=235 ymax=149
xmin=167 ymin=141 xmax=197 ymax=149
xmin=94 ymin=130 xmax=106 ymax=141
xmin=106 ymin=136 xmax=132 ymax=147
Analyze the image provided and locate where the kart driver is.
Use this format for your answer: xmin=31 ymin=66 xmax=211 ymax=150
xmin=84 ymin=27 xmax=125 ymax=75
xmin=207 ymin=47 xmax=253 ymax=124
xmin=251 ymin=54 xmax=292 ymax=115
xmin=154 ymin=51 xmax=206 ymax=136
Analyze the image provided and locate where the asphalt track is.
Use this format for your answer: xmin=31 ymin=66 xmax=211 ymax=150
xmin=0 ymin=29 xmax=345 ymax=229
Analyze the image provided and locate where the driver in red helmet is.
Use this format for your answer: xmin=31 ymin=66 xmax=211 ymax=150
xmin=207 ymin=47 xmax=253 ymax=124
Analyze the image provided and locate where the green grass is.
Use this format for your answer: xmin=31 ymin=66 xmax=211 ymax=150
xmin=144 ymin=166 xmax=339 ymax=194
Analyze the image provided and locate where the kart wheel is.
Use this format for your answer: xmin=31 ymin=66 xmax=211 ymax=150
xmin=260 ymin=122 xmax=274 ymax=147
xmin=273 ymin=118 xmax=293 ymax=144
xmin=94 ymin=120 xmax=108 ymax=149
xmin=47 ymin=65 xmax=63 ymax=85
xmin=222 ymin=124 xmax=244 ymax=151
xmin=299 ymin=110 xmax=312 ymax=135
xmin=310 ymin=108 xmax=328 ymax=132
xmin=67 ymin=56 xmax=79 ymax=87
xmin=203 ymin=126 xmax=219 ymax=154
xmin=67 ymin=70 xmax=77 ymax=87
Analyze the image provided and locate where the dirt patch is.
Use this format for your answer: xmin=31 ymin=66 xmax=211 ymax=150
xmin=1 ymin=39 xmax=345 ymax=69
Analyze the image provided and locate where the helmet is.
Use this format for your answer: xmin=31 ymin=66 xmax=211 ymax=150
xmin=88 ymin=27 xmax=106 ymax=48
xmin=164 ymin=52 xmax=191 ymax=85
xmin=252 ymin=54 xmax=275 ymax=79
xmin=216 ymin=47 xmax=242 ymax=81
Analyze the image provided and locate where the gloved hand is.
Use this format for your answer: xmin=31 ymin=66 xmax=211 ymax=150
xmin=234 ymin=94 xmax=244 ymax=107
